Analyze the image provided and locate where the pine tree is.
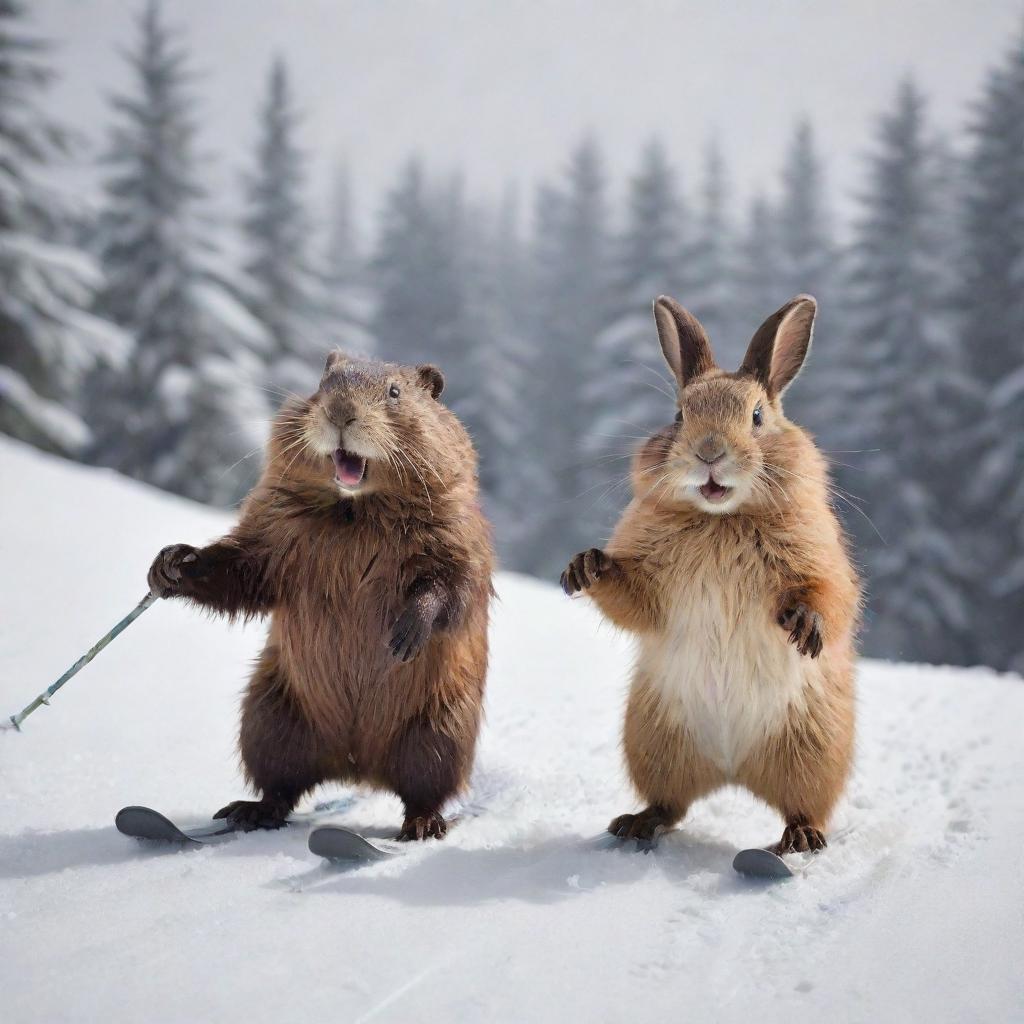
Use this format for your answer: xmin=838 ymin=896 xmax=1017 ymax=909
xmin=327 ymin=161 xmax=359 ymax=283
xmin=733 ymin=195 xmax=783 ymax=335
xmin=443 ymin=188 xmax=531 ymax=543
xmin=0 ymin=0 xmax=129 ymax=455
xmin=962 ymin=27 xmax=1024 ymax=670
xmin=845 ymin=81 xmax=971 ymax=663
xmin=371 ymin=158 xmax=462 ymax=372
xmin=242 ymin=56 xmax=322 ymax=395
xmin=686 ymin=143 xmax=737 ymax=363
xmin=86 ymin=0 xmax=269 ymax=506
xmin=523 ymin=138 xmax=611 ymax=574
xmin=775 ymin=118 xmax=841 ymax=432
xmin=587 ymin=140 xmax=686 ymax=538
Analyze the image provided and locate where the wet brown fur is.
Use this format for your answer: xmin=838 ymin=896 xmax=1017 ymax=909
xmin=563 ymin=296 xmax=861 ymax=854
xmin=148 ymin=355 xmax=494 ymax=838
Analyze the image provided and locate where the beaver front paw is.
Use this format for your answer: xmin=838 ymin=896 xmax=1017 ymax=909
xmin=387 ymin=601 xmax=434 ymax=662
xmin=148 ymin=543 xmax=200 ymax=598
xmin=561 ymin=548 xmax=618 ymax=595
xmin=778 ymin=601 xmax=824 ymax=658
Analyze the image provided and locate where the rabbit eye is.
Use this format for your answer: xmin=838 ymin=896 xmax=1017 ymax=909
xmin=752 ymin=405 xmax=764 ymax=428
xmin=388 ymin=383 xmax=401 ymax=399
xmin=674 ymin=411 xmax=683 ymax=424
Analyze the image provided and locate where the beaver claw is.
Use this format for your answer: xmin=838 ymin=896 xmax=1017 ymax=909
xmin=778 ymin=601 xmax=824 ymax=658
xmin=387 ymin=602 xmax=433 ymax=662
xmin=212 ymin=799 xmax=289 ymax=832
xmin=772 ymin=822 xmax=827 ymax=854
xmin=561 ymin=548 xmax=618 ymax=595
xmin=148 ymin=543 xmax=200 ymax=597
xmin=396 ymin=812 xmax=447 ymax=841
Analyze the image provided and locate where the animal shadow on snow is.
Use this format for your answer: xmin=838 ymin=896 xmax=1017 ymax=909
xmin=283 ymin=828 xmax=747 ymax=907
xmin=0 ymin=825 xmax=182 ymax=878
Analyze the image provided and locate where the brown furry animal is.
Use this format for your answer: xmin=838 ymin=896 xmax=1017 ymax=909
xmin=147 ymin=353 xmax=494 ymax=840
xmin=561 ymin=296 xmax=861 ymax=855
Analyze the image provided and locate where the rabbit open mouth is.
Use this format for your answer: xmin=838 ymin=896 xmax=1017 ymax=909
xmin=699 ymin=478 xmax=732 ymax=503
xmin=333 ymin=448 xmax=367 ymax=489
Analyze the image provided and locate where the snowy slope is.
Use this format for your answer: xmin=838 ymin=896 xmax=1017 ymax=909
xmin=1 ymin=437 xmax=1021 ymax=1023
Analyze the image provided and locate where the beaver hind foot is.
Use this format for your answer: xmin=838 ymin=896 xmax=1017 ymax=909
xmin=213 ymin=798 xmax=290 ymax=832
xmin=608 ymin=805 xmax=674 ymax=843
xmin=397 ymin=811 xmax=447 ymax=842
xmin=771 ymin=819 xmax=827 ymax=855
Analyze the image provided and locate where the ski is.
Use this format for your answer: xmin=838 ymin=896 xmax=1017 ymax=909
xmin=115 ymin=796 xmax=359 ymax=848
xmin=115 ymin=805 xmax=240 ymax=846
xmin=308 ymin=812 xmax=470 ymax=864
xmin=307 ymin=825 xmax=395 ymax=863
xmin=732 ymin=847 xmax=795 ymax=879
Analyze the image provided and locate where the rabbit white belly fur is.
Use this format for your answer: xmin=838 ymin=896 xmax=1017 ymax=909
xmin=637 ymin=570 xmax=817 ymax=777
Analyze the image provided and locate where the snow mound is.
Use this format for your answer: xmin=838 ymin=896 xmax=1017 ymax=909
xmin=0 ymin=437 xmax=1021 ymax=1022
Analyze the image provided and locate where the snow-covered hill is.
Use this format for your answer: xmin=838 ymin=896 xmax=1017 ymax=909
xmin=1 ymin=438 xmax=1021 ymax=1023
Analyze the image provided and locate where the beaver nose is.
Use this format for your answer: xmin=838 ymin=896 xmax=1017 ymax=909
xmin=327 ymin=398 xmax=358 ymax=429
xmin=696 ymin=436 xmax=726 ymax=465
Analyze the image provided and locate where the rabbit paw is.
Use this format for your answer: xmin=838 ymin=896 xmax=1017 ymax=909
xmin=778 ymin=601 xmax=824 ymax=658
xmin=560 ymin=548 xmax=618 ymax=595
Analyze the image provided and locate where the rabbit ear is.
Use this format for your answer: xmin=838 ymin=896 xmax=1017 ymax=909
xmin=653 ymin=296 xmax=715 ymax=388
xmin=740 ymin=295 xmax=817 ymax=396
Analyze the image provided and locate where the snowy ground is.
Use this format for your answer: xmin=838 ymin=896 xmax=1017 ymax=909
xmin=1 ymin=437 xmax=1022 ymax=1023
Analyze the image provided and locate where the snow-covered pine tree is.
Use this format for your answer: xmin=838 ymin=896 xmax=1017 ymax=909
xmin=522 ymin=139 xmax=611 ymax=575
xmin=327 ymin=161 xmax=359 ymax=284
xmin=586 ymin=140 xmax=686 ymax=539
xmin=844 ymin=80 xmax=972 ymax=663
xmin=86 ymin=0 xmax=269 ymax=506
xmin=371 ymin=158 xmax=463 ymax=372
xmin=321 ymin=160 xmax=375 ymax=358
xmin=0 ymin=0 xmax=129 ymax=455
xmin=733 ymin=196 xmax=783 ymax=343
xmin=774 ymin=118 xmax=841 ymax=432
xmin=962 ymin=27 xmax=1024 ymax=671
xmin=440 ymin=185 xmax=532 ymax=560
xmin=686 ymin=143 xmax=738 ymax=363
xmin=242 ymin=56 xmax=325 ymax=397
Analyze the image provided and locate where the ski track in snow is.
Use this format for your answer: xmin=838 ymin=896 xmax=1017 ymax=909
xmin=0 ymin=437 xmax=1021 ymax=1022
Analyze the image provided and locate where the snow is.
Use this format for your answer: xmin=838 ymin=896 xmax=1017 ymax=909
xmin=1 ymin=436 xmax=1022 ymax=1023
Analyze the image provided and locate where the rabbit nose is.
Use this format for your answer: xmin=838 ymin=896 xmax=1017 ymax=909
xmin=696 ymin=437 xmax=726 ymax=465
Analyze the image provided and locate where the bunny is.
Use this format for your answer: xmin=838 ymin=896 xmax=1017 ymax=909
xmin=562 ymin=295 xmax=861 ymax=855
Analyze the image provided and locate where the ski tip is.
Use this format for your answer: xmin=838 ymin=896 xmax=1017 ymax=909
xmin=308 ymin=825 xmax=393 ymax=864
xmin=733 ymin=847 xmax=794 ymax=880
xmin=115 ymin=805 xmax=199 ymax=844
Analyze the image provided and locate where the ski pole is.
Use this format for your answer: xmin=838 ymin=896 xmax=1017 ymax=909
xmin=3 ymin=592 xmax=159 ymax=732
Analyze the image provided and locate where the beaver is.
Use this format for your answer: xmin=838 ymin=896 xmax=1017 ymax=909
xmin=147 ymin=352 xmax=494 ymax=840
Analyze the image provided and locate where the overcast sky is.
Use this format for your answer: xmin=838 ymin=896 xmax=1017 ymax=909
xmin=30 ymin=0 xmax=1024 ymax=237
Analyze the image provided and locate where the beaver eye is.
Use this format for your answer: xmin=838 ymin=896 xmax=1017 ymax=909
xmin=388 ymin=383 xmax=401 ymax=399
xmin=752 ymin=405 xmax=764 ymax=428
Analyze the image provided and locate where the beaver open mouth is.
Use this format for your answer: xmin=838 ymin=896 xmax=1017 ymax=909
xmin=332 ymin=448 xmax=367 ymax=489
xmin=699 ymin=478 xmax=731 ymax=503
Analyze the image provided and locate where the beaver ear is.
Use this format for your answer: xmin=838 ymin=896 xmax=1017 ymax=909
xmin=416 ymin=364 xmax=445 ymax=400
xmin=653 ymin=296 xmax=716 ymax=389
xmin=323 ymin=349 xmax=349 ymax=376
xmin=740 ymin=295 xmax=817 ymax=397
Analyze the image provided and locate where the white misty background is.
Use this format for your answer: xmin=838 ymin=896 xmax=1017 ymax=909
xmin=1 ymin=0 xmax=1022 ymax=672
